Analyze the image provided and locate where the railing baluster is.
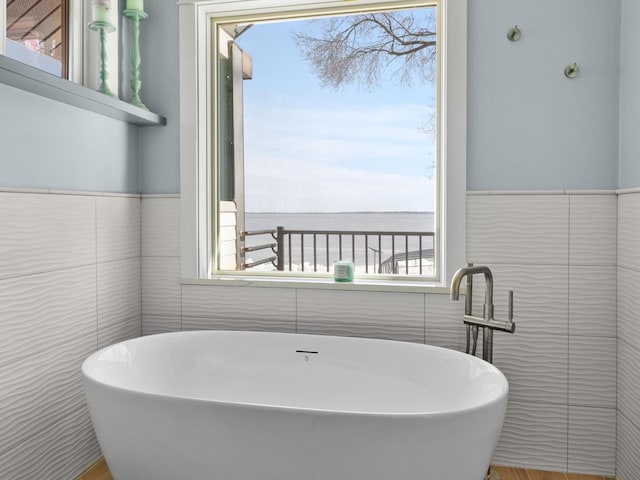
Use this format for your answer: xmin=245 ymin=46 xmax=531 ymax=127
xmin=326 ymin=234 xmax=329 ymax=272
xmin=313 ymin=234 xmax=317 ymax=272
xmin=288 ymin=233 xmax=292 ymax=271
xmin=352 ymin=235 xmax=355 ymax=263
xmin=276 ymin=226 xmax=284 ymax=271
xmin=378 ymin=235 xmax=381 ymax=274
xmin=419 ymin=235 xmax=423 ymax=275
xmin=301 ymin=234 xmax=305 ymax=272
xmin=339 ymin=234 xmax=342 ymax=260
xmin=405 ymin=234 xmax=409 ymax=275
xmin=391 ymin=235 xmax=395 ymax=274
xmin=365 ymin=235 xmax=369 ymax=274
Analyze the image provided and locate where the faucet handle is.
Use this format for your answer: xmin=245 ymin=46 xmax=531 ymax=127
xmin=508 ymin=290 xmax=514 ymax=321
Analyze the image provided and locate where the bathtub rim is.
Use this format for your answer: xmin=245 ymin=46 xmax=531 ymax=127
xmin=82 ymin=330 xmax=509 ymax=419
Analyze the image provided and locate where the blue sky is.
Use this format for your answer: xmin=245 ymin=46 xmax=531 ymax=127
xmin=233 ymin=11 xmax=437 ymax=212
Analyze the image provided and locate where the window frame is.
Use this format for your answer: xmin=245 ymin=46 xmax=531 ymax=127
xmin=1 ymin=0 xmax=117 ymax=88
xmin=178 ymin=0 xmax=466 ymax=288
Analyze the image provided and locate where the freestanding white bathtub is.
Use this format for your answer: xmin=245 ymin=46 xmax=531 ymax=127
xmin=82 ymin=331 xmax=508 ymax=480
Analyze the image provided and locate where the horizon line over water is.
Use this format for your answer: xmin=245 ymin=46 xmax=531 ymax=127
xmin=246 ymin=210 xmax=434 ymax=214
xmin=245 ymin=212 xmax=435 ymax=231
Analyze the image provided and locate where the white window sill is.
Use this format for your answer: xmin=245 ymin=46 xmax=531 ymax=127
xmin=0 ymin=55 xmax=166 ymax=126
xmin=181 ymin=275 xmax=454 ymax=294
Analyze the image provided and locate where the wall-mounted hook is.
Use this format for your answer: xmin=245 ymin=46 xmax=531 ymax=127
xmin=507 ymin=25 xmax=521 ymax=42
xmin=564 ymin=63 xmax=580 ymax=79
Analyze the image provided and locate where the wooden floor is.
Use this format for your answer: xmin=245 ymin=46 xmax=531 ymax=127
xmin=76 ymin=458 xmax=111 ymax=480
xmin=77 ymin=459 xmax=617 ymax=480
xmin=492 ymin=466 xmax=616 ymax=480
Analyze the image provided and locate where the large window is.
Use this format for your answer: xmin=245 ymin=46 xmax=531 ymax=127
xmin=178 ymin=0 xmax=466 ymax=287
xmin=216 ymin=5 xmax=439 ymax=281
xmin=5 ymin=0 xmax=69 ymax=77
xmin=2 ymin=0 xmax=117 ymax=89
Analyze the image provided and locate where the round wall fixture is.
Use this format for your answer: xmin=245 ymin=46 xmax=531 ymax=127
xmin=507 ymin=25 xmax=521 ymax=41
xmin=564 ymin=63 xmax=580 ymax=78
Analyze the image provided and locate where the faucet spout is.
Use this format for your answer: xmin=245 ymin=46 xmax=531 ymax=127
xmin=450 ymin=265 xmax=493 ymax=306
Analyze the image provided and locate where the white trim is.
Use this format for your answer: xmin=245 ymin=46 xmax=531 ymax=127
xmin=0 ymin=0 xmax=6 ymax=55
xmin=467 ymin=189 xmax=619 ymax=196
xmin=181 ymin=276 xmax=454 ymax=294
xmin=565 ymin=189 xmax=618 ymax=195
xmin=68 ymin=0 xmax=86 ymax=83
xmin=179 ymin=2 xmax=203 ymax=279
xmin=141 ymin=193 xmax=182 ymax=198
xmin=179 ymin=0 xmax=467 ymax=286
xmin=0 ymin=187 xmax=141 ymax=197
xmin=439 ymin=0 xmax=466 ymax=286
xmin=617 ymin=187 xmax=640 ymax=195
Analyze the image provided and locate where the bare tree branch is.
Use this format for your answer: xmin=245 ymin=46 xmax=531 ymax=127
xmin=293 ymin=10 xmax=436 ymax=90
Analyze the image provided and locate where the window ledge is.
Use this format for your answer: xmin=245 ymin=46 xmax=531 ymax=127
xmin=0 ymin=55 xmax=166 ymax=126
xmin=181 ymin=275 xmax=453 ymax=294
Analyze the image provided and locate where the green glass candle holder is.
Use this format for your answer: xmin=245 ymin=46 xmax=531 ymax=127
xmin=88 ymin=20 xmax=117 ymax=98
xmin=123 ymin=8 xmax=149 ymax=110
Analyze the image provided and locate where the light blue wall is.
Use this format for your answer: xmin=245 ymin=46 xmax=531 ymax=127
xmin=467 ymin=0 xmax=620 ymax=191
xmin=0 ymin=83 xmax=139 ymax=192
xmin=619 ymin=0 xmax=640 ymax=188
xmin=3 ymin=0 xmax=625 ymax=194
xmin=136 ymin=0 xmax=180 ymax=194
xmin=136 ymin=0 xmax=624 ymax=193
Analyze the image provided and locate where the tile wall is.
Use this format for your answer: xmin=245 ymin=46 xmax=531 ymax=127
xmin=0 ymin=190 xmax=629 ymax=478
xmin=617 ymin=192 xmax=640 ymax=480
xmin=141 ymin=193 xmax=619 ymax=476
xmin=0 ymin=190 xmax=141 ymax=479
xmin=467 ymin=193 xmax=617 ymax=475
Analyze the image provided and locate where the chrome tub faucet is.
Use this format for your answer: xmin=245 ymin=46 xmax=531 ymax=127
xmin=450 ymin=264 xmax=515 ymax=363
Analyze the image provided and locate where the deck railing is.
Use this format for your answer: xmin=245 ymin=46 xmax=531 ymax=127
xmin=240 ymin=227 xmax=434 ymax=275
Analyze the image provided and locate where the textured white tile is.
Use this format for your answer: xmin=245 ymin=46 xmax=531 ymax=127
xmin=569 ymin=336 xmax=616 ymax=408
xmin=492 ymin=401 xmax=568 ymax=471
xmin=425 ymin=293 xmax=465 ymax=329
xmin=182 ymin=285 xmax=296 ymax=329
xmin=96 ymin=196 xmax=141 ymax=263
xmin=182 ymin=316 xmax=296 ymax=333
xmin=0 ymin=408 xmax=100 ymax=480
xmin=424 ymin=295 xmax=467 ymax=351
xmin=618 ymin=340 xmax=640 ymax=429
xmin=618 ymin=192 xmax=640 ymax=271
xmin=569 ymin=195 xmax=617 ymax=266
xmin=617 ymin=412 xmax=640 ymax=480
xmin=569 ymin=266 xmax=617 ymax=337
xmin=0 ymin=336 xmax=95 ymax=454
xmin=98 ymin=316 xmax=141 ymax=349
xmin=424 ymin=328 xmax=467 ymax=353
xmin=618 ymin=266 xmax=640 ymax=347
xmin=97 ymin=258 xmax=141 ymax=330
xmin=143 ymin=315 xmax=181 ymax=335
xmin=0 ymin=265 xmax=97 ymax=367
xmin=142 ymin=197 xmax=180 ymax=257
xmin=297 ymin=289 xmax=425 ymax=343
xmin=467 ymin=195 xmax=569 ymax=265
xmin=493 ymin=333 xmax=568 ymax=404
xmin=0 ymin=192 xmax=96 ymax=279
xmin=568 ymin=406 xmax=616 ymax=475
xmin=142 ymin=257 xmax=181 ymax=317
xmin=471 ymin=264 xmax=568 ymax=336
xmin=296 ymin=321 xmax=424 ymax=343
